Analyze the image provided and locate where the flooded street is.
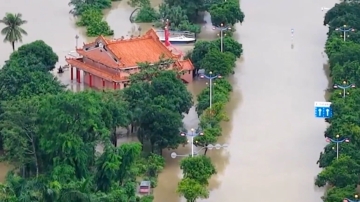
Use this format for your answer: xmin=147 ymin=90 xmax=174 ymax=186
xmin=0 ymin=0 xmax=334 ymax=201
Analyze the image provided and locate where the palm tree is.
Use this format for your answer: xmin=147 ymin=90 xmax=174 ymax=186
xmin=0 ymin=13 xmax=27 ymax=51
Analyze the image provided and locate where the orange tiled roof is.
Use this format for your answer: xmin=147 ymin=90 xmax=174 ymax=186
xmin=178 ymin=59 xmax=194 ymax=71
xmin=76 ymin=48 xmax=120 ymax=68
xmin=66 ymin=58 xmax=128 ymax=82
xmin=77 ymin=29 xmax=178 ymax=68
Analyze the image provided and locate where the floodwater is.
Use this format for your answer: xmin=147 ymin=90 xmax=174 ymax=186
xmin=0 ymin=0 xmax=333 ymax=201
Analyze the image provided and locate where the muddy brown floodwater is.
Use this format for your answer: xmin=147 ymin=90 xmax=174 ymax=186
xmin=0 ymin=0 xmax=334 ymax=201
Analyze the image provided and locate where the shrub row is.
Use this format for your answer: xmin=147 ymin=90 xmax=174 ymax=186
xmin=315 ymin=2 xmax=360 ymax=201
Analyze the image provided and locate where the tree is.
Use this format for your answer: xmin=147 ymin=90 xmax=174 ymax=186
xmin=156 ymin=4 xmax=200 ymax=33
xmin=68 ymin=0 xmax=112 ymax=16
xmin=209 ymin=0 xmax=245 ymax=26
xmin=328 ymin=40 xmax=360 ymax=69
xmin=164 ymin=0 xmax=205 ymax=22
xmin=0 ymin=63 xmax=64 ymax=102
xmin=150 ymin=70 xmax=193 ymax=115
xmin=138 ymin=104 xmax=186 ymax=153
xmin=9 ymin=40 xmax=59 ymax=71
xmin=196 ymin=79 xmax=232 ymax=115
xmin=180 ymin=156 xmax=216 ymax=185
xmin=212 ymin=36 xmax=243 ymax=58
xmin=177 ymin=178 xmax=209 ymax=202
xmin=191 ymin=40 xmax=215 ymax=72
xmin=201 ymin=48 xmax=236 ymax=76
xmin=0 ymin=13 xmax=27 ymax=51
xmin=135 ymin=5 xmax=159 ymax=23
xmin=101 ymin=90 xmax=131 ymax=147
xmin=322 ymin=186 xmax=355 ymax=202
xmin=37 ymin=90 xmax=109 ymax=178
xmin=0 ymin=98 xmax=42 ymax=177
xmin=315 ymin=156 xmax=360 ymax=188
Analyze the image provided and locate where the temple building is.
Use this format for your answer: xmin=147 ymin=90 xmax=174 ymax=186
xmin=65 ymin=29 xmax=194 ymax=90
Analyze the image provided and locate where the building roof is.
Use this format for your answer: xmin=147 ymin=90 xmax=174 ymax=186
xmin=77 ymin=29 xmax=178 ymax=68
xmin=179 ymin=59 xmax=194 ymax=71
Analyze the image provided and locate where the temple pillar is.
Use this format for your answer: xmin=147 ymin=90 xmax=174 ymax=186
xmin=70 ymin=66 xmax=73 ymax=80
xmin=89 ymin=74 xmax=92 ymax=87
xmin=76 ymin=68 xmax=80 ymax=83
xmin=113 ymin=82 xmax=117 ymax=90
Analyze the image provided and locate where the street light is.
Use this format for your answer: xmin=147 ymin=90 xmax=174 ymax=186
xmin=181 ymin=128 xmax=204 ymax=157
xmin=170 ymin=142 xmax=228 ymax=159
xmin=75 ymin=34 xmax=79 ymax=48
xmin=344 ymin=194 xmax=360 ymax=202
xmin=333 ymin=81 xmax=355 ymax=98
xmin=335 ymin=25 xmax=355 ymax=41
xmin=212 ymin=23 xmax=231 ymax=52
xmin=200 ymin=71 xmax=222 ymax=109
xmin=326 ymin=135 xmax=350 ymax=159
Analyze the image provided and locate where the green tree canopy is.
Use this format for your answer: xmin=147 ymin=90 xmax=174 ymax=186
xmin=209 ymin=0 xmax=244 ymax=26
xmin=201 ymin=48 xmax=236 ymax=76
xmin=180 ymin=156 xmax=216 ymax=185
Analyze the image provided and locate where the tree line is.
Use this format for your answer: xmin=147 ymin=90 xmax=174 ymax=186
xmin=315 ymin=1 xmax=360 ymax=201
xmin=175 ymin=8 xmax=243 ymax=202
xmin=133 ymin=0 xmax=244 ymax=34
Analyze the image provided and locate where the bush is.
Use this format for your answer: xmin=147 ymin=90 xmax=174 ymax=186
xmin=77 ymin=8 xmax=114 ymax=36
xmin=87 ymin=21 xmax=114 ymax=36
xmin=135 ymin=6 xmax=159 ymax=23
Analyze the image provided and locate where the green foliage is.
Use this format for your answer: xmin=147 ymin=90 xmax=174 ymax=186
xmin=180 ymin=156 xmax=216 ymax=185
xmin=201 ymin=48 xmax=236 ymax=76
xmin=123 ymin=60 xmax=193 ymax=153
xmin=77 ymin=8 xmax=114 ymax=36
xmin=177 ymin=178 xmax=209 ymax=202
xmin=0 ymin=41 xmax=169 ymax=201
xmin=316 ymin=2 xmax=360 ymax=199
xmin=191 ymin=38 xmax=242 ymax=72
xmin=157 ymin=4 xmax=201 ymax=33
xmin=135 ymin=6 xmax=159 ymax=23
xmin=196 ymin=79 xmax=232 ymax=115
xmin=209 ymin=0 xmax=245 ymax=26
xmin=68 ymin=0 xmax=112 ymax=16
xmin=10 ymin=40 xmax=59 ymax=71
xmin=0 ymin=12 xmax=27 ymax=51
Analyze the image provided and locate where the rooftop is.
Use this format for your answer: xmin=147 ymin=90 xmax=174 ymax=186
xmin=77 ymin=29 xmax=178 ymax=68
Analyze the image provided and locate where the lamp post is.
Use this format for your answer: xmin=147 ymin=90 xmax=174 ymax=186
xmin=212 ymin=23 xmax=231 ymax=52
xmin=344 ymin=194 xmax=360 ymax=202
xmin=333 ymin=81 xmax=355 ymax=98
xmin=200 ymin=71 xmax=221 ymax=109
xmin=335 ymin=25 xmax=355 ymax=41
xmin=326 ymin=135 xmax=350 ymax=159
xmin=75 ymin=34 xmax=79 ymax=48
xmin=181 ymin=128 xmax=203 ymax=157
xmin=170 ymin=143 xmax=228 ymax=159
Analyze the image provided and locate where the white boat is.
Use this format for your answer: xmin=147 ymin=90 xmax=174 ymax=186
xmin=156 ymin=30 xmax=196 ymax=43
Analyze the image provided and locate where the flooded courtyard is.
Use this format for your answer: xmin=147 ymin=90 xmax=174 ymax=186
xmin=0 ymin=0 xmax=334 ymax=201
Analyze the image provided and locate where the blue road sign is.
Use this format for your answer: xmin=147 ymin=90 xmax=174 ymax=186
xmin=314 ymin=101 xmax=333 ymax=118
